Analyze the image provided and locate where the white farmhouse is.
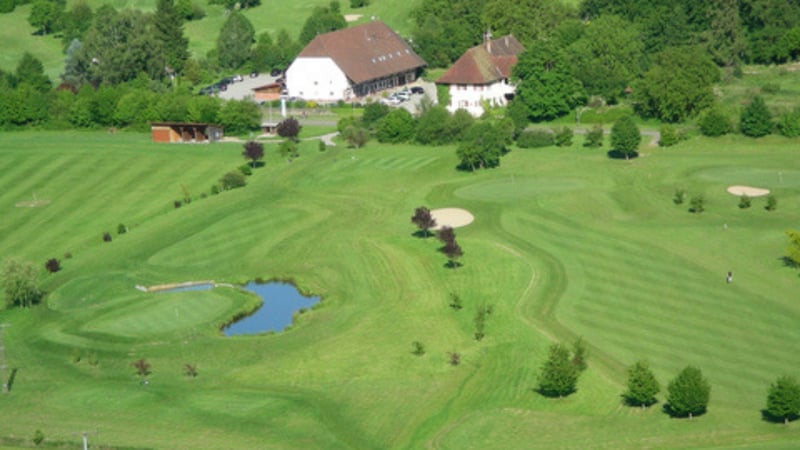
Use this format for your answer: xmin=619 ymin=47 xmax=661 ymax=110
xmin=286 ymin=21 xmax=426 ymax=102
xmin=436 ymin=35 xmax=525 ymax=117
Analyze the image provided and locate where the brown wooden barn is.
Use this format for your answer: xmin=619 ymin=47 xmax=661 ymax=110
xmin=150 ymin=122 xmax=224 ymax=143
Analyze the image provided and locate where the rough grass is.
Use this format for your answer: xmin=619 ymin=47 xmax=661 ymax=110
xmin=0 ymin=130 xmax=799 ymax=448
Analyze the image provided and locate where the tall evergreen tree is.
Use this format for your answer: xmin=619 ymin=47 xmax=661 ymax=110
xmin=765 ymin=375 xmax=800 ymax=424
xmin=666 ymin=366 xmax=711 ymax=419
xmin=298 ymin=3 xmax=346 ymax=45
xmin=537 ymin=343 xmax=579 ymax=397
xmin=216 ymin=11 xmax=255 ymax=70
xmin=15 ymin=52 xmax=51 ymax=92
xmin=740 ymin=95 xmax=773 ymax=137
xmin=705 ymin=0 xmax=745 ymax=68
xmin=624 ymin=360 xmax=660 ymax=408
xmin=154 ymin=0 xmax=189 ymax=73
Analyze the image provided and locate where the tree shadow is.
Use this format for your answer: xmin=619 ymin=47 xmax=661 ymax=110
xmin=621 ymin=394 xmax=658 ymax=408
xmin=606 ymin=150 xmax=639 ymax=160
xmin=7 ymin=368 xmax=18 ymax=392
xmin=411 ymin=230 xmax=432 ymax=239
xmin=535 ymin=387 xmax=576 ymax=398
xmin=444 ymin=260 xmax=463 ymax=269
xmin=760 ymin=408 xmax=799 ymax=424
xmin=251 ymin=161 xmax=266 ymax=168
xmin=662 ymin=403 xmax=707 ymax=418
xmin=779 ymin=256 xmax=799 ymax=269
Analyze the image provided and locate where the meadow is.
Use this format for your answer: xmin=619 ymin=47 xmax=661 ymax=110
xmin=0 ymin=129 xmax=799 ymax=449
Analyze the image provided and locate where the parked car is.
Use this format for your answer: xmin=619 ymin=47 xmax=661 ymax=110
xmin=394 ymin=91 xmax=410 ymax=101
xmin=411 ymin=86 xmax=425 ymax=94
xmin=270 ymin=68 xmax=282 ymax=76
xmin=232 ymin=74 xmax=244 ymax=82
xmin=250 ymin=71 xmax=259 ymax=78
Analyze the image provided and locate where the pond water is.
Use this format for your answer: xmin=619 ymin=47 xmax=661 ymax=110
xmin=223 ymin=282 xmax=320 ymax=336
xmin=154 ymin=281 xmax=319 ymax=336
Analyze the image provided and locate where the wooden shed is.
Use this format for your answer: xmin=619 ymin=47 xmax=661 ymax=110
xmin=150 ymin=122 xmax=223 ymax=143
xmin=253 ymin=82 xmax=283 ymax=102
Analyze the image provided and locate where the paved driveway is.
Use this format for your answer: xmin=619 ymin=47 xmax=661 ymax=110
xmin=213 ymin=74 xmax=281 ymax=101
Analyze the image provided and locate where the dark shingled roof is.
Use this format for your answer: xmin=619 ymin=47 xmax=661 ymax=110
xmin=297 ymin=21 xmax=427 ymax=84
xmin=436 ymin=35 xmax=525 ymax=85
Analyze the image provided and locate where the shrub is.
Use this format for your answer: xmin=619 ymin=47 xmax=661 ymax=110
xmin=449 ymin=352 xmax=461 ymax=366
xmin=32 ymin=430 xmax=44 ymax=446
xmin=278 ymin=140 xmax=299 ymax=159
xmin=350 ymin=0 xmax=369 ymax=7
xmin=449 ymin=292 xmax=462 ymax=310
xmin=412 ymin=341 xmax=425 ymax=356
xmin=673 ymin=189 xmax=686 ymax=205
xmin=276 ymin=117 xmax=302 ymax=141
xmin=117 ymin=223 xmax=127 ymax=235
xmin=690 ymin=194 xmax=705 ymax=213
xmin=102 ymin=232 xmax=112 ymax=242
xmin=70 ymin=348 xmax=82 ymax=363
xmin=517 ymin=130 xmax=554 ymax=148
xmin=659 ymin=124 xmax=679 ymax=147
xmin=220 ymin=171 xmax=247 ymax=190
xmin=554 ymin=127 xmax=574 ymax=147
xmin=174 ymin=200 xmax=182 ymax=209
xmin=64 ymin=252 xmax=72 ymax=259
xmin=210 ymin=184 xmax=220 ymax=195
xmin=337 ymin=116 xmax=356 ymax=134
xmin=184 ymin=363 xmax=198 ymax=378
xmin=87 ymin=352 xmax=99 ymax=366
xmin=583 ymin=125 xmax=604 ymax=147
xmin=45 ymin=258 xmax=61 ymax=273
xmin=238 ymin=164 xmax=253 ymax=176
xmin=761 ymin=83 xmax=780 ymax=94
xmin=739 ymin=194 xmax=751 ymax=209
xmin=766 ymin=194 xmax=777 ymax=211
xmin=777 ymin=111 xmax=800 ymax=137
xmin=343 ymin=125 xmax=369 ymax=148
xmin=318 ymin=140 xmax=327 ymax=152
xmin=699 ymin=108 xmax=732 ymax=137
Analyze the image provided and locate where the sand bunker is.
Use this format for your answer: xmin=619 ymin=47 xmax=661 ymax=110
xmin=430 ymin=208 xmax=474 ymax=230
xmin=344 ymin=14 xmax=362 ymax=22
xmin=726 ymin=185 xmax=770 ymax=197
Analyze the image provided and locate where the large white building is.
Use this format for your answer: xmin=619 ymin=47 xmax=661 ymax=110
xmin=436 ymin=35 xmax=525 ymax=117
xmin=286 ymin=21 xmax=426 ymax=102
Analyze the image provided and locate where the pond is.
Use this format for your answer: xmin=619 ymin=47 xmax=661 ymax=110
xmin=223 ymin=282 xmax=320 ymax=336
xmin=153 ymin=281 xmax=319 ymax=336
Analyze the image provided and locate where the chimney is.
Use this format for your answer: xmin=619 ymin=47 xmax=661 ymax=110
xmin=484 ymin=29 xmax=492 ymax=53
xmin=505 ymin=36 xmax=509 ymax=47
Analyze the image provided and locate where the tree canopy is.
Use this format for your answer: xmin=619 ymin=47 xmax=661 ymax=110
xmin=511 ymin=41 xmax=586 ymax=124
xmin=634 ymin=46 xmax=719 ymax=122
xmin=216 ymin=11 xmax=255 ymax=70
xmin=666 ymin=366 xmax=711 ymax=418
xmin=740 ymin=95 xmax=773 ymax=137
xmin=624 ymin=360 xmax=660 ymax=408
xmin=537 ymin=343 xmax=579 ymax=397
xmin=610 ymin=116 xmax=641 ymax=159
xmin=298 ymin=3 xmax=346 ymax=45
xmin=765 ymin=375 xmax=800 ymax=424
xmin=2 ymin=259 xmax=43 ymax=308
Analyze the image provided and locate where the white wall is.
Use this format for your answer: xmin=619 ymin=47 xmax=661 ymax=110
xmin=286 ymin=57 xmax=351 ymax=102
xmin=445 ymin=80 xmax=517 ymax=117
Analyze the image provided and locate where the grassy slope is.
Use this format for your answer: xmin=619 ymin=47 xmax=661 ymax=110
xmin=0 ymin=130 xmax=799 ymax=448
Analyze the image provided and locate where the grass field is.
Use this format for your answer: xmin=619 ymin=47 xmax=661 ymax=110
xmin=0 ymin=129 xmax=799 ymax=448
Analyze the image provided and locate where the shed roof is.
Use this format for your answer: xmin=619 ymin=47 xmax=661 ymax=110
xmin=297 ymin=21 xmax=426 ymax=84
xmin=436 ymin=35 xmax=525 ymax=85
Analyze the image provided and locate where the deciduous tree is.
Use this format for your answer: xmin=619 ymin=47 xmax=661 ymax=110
xmin=786 ymin=230 xmax=800 ymax=267
xmin=2 ymin=259 xmax=43 ymax=308
xmin=298 ymin=3 xmax=346 ymax=45
xmin=376 ymin=109 xmax=415 ymax=143
xmin=277 ymin=117 xmax=301 ymax=141
xmin=666 ymin=366 xmax=711 ymax=418
xmin=242 ymin=141 xmax=264 ymax=168
xmin=511 ymin=40 xmax=586 ymax=124
xmin=411 ymin=206 xmax=436 ymax=237
xmin=610 ymin=116 xmax=641 ymax=160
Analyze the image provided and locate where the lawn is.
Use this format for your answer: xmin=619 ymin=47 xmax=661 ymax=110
xmin=0 ymin=130 xmax=799 ymax=448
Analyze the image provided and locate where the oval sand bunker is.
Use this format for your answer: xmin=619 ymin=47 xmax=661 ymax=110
xmin=431 ymin=208 xmax=474 ymax=230
xmin=726 ymin=185 xmax=770 ymax=197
